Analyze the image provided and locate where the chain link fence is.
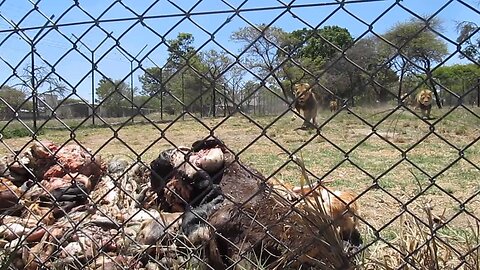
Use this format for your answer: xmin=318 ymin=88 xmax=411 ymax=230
xmin=0 ymin=0 xmax=479 ymax=269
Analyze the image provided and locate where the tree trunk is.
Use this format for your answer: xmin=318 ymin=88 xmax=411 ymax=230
xmin=271 ymin=71 xmax=291 ymax=101
xmin=398 ymin=65 xmax=406 ymax=104
xmin=426 ymin=68 xmax=442 ymax=109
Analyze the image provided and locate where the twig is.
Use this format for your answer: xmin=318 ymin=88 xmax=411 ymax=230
xmin=408 ymin=169 xmax=423 ymax=194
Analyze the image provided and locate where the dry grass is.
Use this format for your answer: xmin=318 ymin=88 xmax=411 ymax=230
xmin=1 ymin=105 xmax=479 ymax=269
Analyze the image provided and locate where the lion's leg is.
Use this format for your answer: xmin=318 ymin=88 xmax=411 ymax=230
xmin=423 ymin=109 xmax=429 ymax=119
xmin=302 ymin=110 xmax=311 ymax=128
xmin=303 ymin=108 xmax=317 ymax=129
xmin=291 ymin=107 xmax=301 ymax=121
xmin=311 ymin=106 xmax=318 ymax=127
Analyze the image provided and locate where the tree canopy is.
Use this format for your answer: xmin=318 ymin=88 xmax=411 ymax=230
xmin=0 ymin=86 xmax=29 ymax=119
xmin=132 ymin=21 xmax=469 ymax=115
xmin=95 ymin=78 xmax=131 ymax=117
xmin=231 ymin=24 xmax=290 ymax=99
xmin=382 ymin=18 xmax=448 ymax=107
xmin=433 ymin=63 xmax=480 ymax=101
xmin=456 ymin=21 xmax=480 ymax=62
xmin=289 ymin=26 xmax=354 ymax=65
xmin=167 ymin=33 xmax=197 ymax=69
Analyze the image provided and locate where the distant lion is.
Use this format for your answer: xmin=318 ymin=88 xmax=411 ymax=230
xmin=415 ymin=89 xmax=433 ymax=119
xmin=329 ymin=99 xmax=338 ymax=112
xmin=292 ymin=83 xmax=318 ymax=129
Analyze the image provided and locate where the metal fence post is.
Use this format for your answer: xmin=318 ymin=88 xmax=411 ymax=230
xmin=116 ymin=44 xmax=148 ymax=123
xmin=160 ymin=68 xmax=163 ymax=120
xmin=182 ymin=70 xmax=185 ymax=121
xmin=72 ymin=33 xmax=111 ymax=126
xmin=212 ymin=81 xmax=216 ymax=117
xmin=30 ymin=43 xmax=37 ymax=134
xmin=477 ymin=78 xmax=480 ymax=107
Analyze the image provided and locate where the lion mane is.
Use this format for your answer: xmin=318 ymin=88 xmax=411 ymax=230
xmin=293 ymin=83 xmax=318 ymax=128
xmin=329 ymin=99 xmax=338 ymax=112
xmin=415 ymin=89 xmax=433 ymax=119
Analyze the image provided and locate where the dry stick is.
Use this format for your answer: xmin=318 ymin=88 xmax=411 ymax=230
xmin=476 ymin=221 xmax=480 ymax=268
xmin=367 ymin=107 xmax=398 ymax=118
xmin=409 ymin=168 xmax=442 ymax=269
xmin=367 ymin=107 xmax=408 ymax=141
xmin=291 ymin=153 xmax=352 ymax=269
xmin=424 ymin=203 xmax=440 ymax=270
xmin=463 ymin=220 xmax=480 ymax=269
xmin=408 ymin=169 xmax=423 ymax=194
xmin=386 ymin=109 xmax=405 ymax=140
xmin=475 ymin=221 xmax=480 ymax=268
xmin=408 ymin=169 xmax=429 ymax=267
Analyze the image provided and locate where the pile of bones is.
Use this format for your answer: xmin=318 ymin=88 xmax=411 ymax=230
xmin=0 ymin=138 xmax=361 ymax=269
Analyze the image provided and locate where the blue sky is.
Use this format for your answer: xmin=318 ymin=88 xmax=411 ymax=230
xmin=0 ymin=0 xmax=479 ymax=102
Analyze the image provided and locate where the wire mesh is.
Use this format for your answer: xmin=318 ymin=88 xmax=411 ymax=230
xmin=0 ymin=0 xmax=479 ymax=269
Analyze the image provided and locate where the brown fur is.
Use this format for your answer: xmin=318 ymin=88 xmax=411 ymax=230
xmin=135 ymin=212 xmax=182 ymax=245
xmin=329 ymin=99 xmax=338 ymax=112
xmin=205 ymin=192 xmax=353 ymax=269
xmin=163 ymin=177 xmax=193 ymax=212
xmin=415 ymin=89 xmax=433 ymax=119
xmin=293 ymin=83 xmax=318 ymax=128
xmin=291 ymin=183 xmax=359 ymax=241
xmin=153 ymin=140 xmax=358 ymax=269
xmin=269 ymin=179 xmax=359 ymax=242
xmin=195 ymin=159 xmax=356 ymax=269
xmin=0 ymin=177 xmax=21 ymax=211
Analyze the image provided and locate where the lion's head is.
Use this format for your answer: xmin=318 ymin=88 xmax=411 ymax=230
xmin=294 ymin=83 xmax=312 ymax=105
xmin=416 ymin=89 xmax=433 ymax=106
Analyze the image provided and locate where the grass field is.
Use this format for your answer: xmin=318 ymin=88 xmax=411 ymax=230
xmin=1 ymin=104 xmax=479 ymax=268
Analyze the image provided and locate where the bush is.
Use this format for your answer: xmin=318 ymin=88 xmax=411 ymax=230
xmin=1 ymin=127 xmax=44 ymax=139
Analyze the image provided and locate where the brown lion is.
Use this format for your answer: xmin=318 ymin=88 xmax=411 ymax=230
xmin=329 ymin=99 xmax=338 ymax=112
xmin=292 ymin=83 xmax=318 ymax=128
xmin=291 ymin=183 xmax=360 ymax=243
xmin=267 ymin=178 xmax=361 ymax=246
xmin=415 ymin=89 xmax=433 ymax=119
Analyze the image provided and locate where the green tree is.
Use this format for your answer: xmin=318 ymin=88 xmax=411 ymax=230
xmin=240 ymin=80 xmax=261 ymax=113
xmin=138 ymin=67 xmax=178 ymax=116
xmin=278 ymin=32 xmax=321 ymax=95
xmin=162 ymin=33 xmax=208 ymax=115
xmin=278 ymin=26 xmax=354 ymax=102
xmin=325 ymin=37 xmax=398 ymax=104
xmin=223 ymin=64 xmax=246 ymax=107
xmin=289 ymin=26 xmax=354 ymax=65
xmin=139 ymin=67 xmax=163 ymax=97
xmin=231 ymin=24 xmax=291 ymax=99
xmin=95 ymin=78 xmax=130 ymax=117
xmin=0 ymin=86 xmax=29 ymax=119
xmin=456 ymin=21 xmax=479 ymax=62
xmin=200 ymin=50 xmax=234 ymax=116
xmin=382 ymin=18 xmax=449 ymax=107
xmin=433 ymin=64 xmax=480 ymax=105
xmin=167 ymin=33 xmax=197 ymax=68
